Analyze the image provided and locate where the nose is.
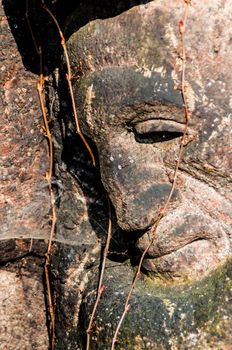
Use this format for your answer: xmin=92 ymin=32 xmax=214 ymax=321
xmin=114 ymin=183 xmax=178 ymax=231
xmin=99 ymin=154 xmax=179 ymax=231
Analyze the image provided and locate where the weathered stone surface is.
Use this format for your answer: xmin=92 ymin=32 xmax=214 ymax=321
xmin=0 ymin=254 xmax=49 ymax=350
xmin=1 ymin=0 xmax=232 ymax=349
xmin=0 ymin=2 xmax=50 ymax=242
xmin=81 ymin=258 xmax=232 ymax=350
xmin=51 ymin=242 xmax=101 ymax=350
xmin=0 ymin=1 xmax=108 ymax=348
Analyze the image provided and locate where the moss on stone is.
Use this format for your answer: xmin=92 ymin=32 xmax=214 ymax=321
xmin=81 ymin=259 xmax=232 ymax=349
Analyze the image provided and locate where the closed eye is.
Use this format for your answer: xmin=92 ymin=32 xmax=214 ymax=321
xmin=132 ymin=119 xmax=186 ymax=144
xmin=134 ymin=130 xmax=183 ymax=143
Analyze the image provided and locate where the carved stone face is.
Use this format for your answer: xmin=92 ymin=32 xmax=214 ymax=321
xmin=68 ymin=1 xmax=232 ymax=280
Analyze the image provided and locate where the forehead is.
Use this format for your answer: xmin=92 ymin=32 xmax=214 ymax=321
xmin=68 ymin=0 xmax=232 ymax=81
xmin=68 ymin=0 xmax=232 ymax=116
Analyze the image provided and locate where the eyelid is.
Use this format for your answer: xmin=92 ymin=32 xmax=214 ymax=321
xmin=134 ymin=119 xmax=187 ymax=135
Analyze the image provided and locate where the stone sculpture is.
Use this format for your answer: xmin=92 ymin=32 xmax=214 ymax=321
xmin=60 ymin=1 xmax=232 ymax=348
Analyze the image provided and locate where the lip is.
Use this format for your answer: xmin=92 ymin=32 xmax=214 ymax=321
xmin=136 ymin=208 xmax=224 ymax=255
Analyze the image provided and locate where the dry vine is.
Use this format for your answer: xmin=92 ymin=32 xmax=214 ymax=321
xmin=26 ymin=2 xmax=56 ymax=347
xmin=37 ymin=70 xmax=57 ymax=349
xmin=111 ymin=1 xmax=192 ymax=349
xmin=86 ymin=200 xmax=112 ymax=350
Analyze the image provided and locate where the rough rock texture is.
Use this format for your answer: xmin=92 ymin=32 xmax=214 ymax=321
xmin=0 ymin=1 xmax=108 ymax=348
xmin=0 ymin=251 xmax=49 ymax=350
xmin=0 ymin=1 xmax=102 ymax=347
xmin=0 ymin=1 xmax=50 ymax=348
xmin=0 ymin=2 xmax=50 ymax=242
xmin=1 ymin=0 xmax=232 ymax=349
xmin=81 ymin=259 xmax=232 ymax=350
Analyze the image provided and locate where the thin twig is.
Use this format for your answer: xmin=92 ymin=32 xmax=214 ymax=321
xmin=37 ymin=66 xmax=57 ymax=349
xmin=37 ymin=78 xmax=53 ymax=181
xmin=37 ymin=53 xmax=57 ymax=346
xmin=25 ymin=3 xmax=57 ymax=347
xmin=86 ymin=201 xmax=112 ymax=350
xmin=111 ymin=2 xmax=191 ymax=348
xmin=41 ymin=2 xmax=96 ymax=166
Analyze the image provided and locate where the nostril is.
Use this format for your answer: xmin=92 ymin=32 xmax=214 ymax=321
xmin=108 ymin=225 xmax=153 ymax=264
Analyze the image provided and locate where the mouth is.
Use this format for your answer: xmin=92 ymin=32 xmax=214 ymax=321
xmin=107 ymin=201 xmax=231 ymax=281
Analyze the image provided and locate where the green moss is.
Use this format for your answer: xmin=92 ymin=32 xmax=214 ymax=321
xmin=85 ymin=259 xmax=232 ymax=349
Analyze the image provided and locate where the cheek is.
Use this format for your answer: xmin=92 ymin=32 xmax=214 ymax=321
xmin=137 ymin=209 xmax=230 ymax=256
xmin=97 ymin=133 xmax=180 ymax=231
